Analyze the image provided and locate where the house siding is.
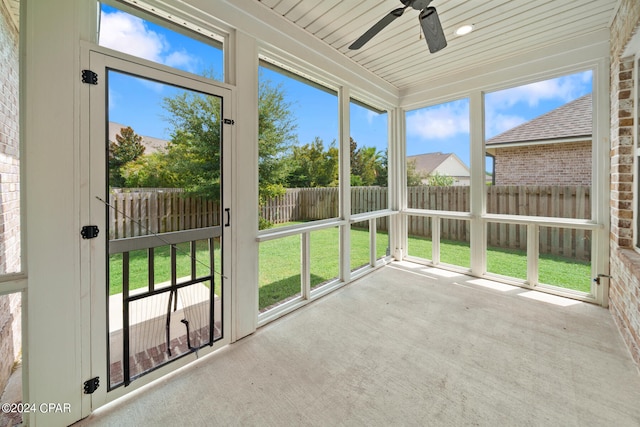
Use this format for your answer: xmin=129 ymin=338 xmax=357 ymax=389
xmin=0 ymin=0 xmax=21 ymax=395
xmin=494 ymin=141 xmax=591 ymax=186
xmin=609 ymin=0 xmax=640 ymax=367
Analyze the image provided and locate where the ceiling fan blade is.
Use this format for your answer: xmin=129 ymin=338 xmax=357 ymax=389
xmin=419 ymin=7 xmax=447 ymax=53
xmin=349 ymin=6 xmax=407 ymax=50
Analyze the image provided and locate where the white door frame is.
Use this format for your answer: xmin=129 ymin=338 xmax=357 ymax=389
xmin=84 ymin=48 xmax=233 ymax=409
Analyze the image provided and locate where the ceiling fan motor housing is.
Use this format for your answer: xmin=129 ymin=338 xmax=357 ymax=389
xmin=404 ymin=0 xmax=433 ymax=10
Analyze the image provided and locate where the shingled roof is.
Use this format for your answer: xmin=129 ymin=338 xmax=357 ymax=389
xmin=407 ymin=152 xmax=453 ymax=174
xmin=486 ymin=93 xmax=592 ymax=146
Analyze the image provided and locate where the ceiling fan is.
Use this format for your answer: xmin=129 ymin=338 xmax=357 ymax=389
xmin=349 ymin=0 xmax=447 ymax=53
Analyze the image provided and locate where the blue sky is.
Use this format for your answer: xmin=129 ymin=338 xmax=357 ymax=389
xmin=100 ymin=4 xmax=592 ymax=171
xmin=406 ymin=70 xmax=593 ymax=167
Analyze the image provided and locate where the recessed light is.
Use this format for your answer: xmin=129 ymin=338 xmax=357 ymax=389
xmin=455 ymin=24 xmax=474 ymax=36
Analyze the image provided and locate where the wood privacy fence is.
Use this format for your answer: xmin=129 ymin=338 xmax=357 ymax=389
xmin=263 ymin=185 xmax=591 ymax=260
xmin=407 ymin=185 xmax=591 ymax=260
xmin=261 ymin=186 xmax=390 ymax=224
xmin=109 ymin=189 xmax=220 ymax=240
xmin=110 ymin=185 xmax=591 ymax=260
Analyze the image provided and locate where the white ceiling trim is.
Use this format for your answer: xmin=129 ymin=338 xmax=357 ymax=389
xmin=253 ymin=0 xmax=618 ymax=94
xmin=211 ymin=0 xmax=400 ymax=104
xmin=399 ymin=29 xmax=610 ymax=109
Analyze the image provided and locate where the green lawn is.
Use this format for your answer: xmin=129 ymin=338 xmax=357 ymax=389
xmin=407 ymin=234 xmax=591 ymax=293
xmin=109 ymin=239 xmax=222 ymax=296
xmin=258 ymin=225 xmax=390 ymax=310
xmin=109 ymin=226 xmax=591 ymax=312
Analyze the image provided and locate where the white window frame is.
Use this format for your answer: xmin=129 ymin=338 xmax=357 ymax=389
xmin=400 ymin=64 xmax=608 ymax=304
xmin=0 ymin=0 xmax=26 ymax=294
xmin=255 ymin=52 xmax=398 ymax=325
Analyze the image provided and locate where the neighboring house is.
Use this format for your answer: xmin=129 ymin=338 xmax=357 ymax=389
xmin=485 ymin=94 xmax=592 ymax=186
xmin=407 ymin=152 xmax=471 ymax=186
xmin=109 ymin=121 xmax=168 ymax=154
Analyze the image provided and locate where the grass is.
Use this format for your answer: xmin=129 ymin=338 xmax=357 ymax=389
xmin=109 ymin=225 xmax=592 ymax=312
xmin=258 ymin=225 xmax=389 ymax=310
xmin=486 ymin=244 xmax=591 ymax=292
xmin=109 ymin=239 xmax=222 ymax=296
xmin=407 ymin=234 xmax=591 ymax=293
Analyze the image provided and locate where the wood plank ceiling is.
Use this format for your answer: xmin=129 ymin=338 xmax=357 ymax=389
xmin=255 ymin=0 xmax=619 ymax=91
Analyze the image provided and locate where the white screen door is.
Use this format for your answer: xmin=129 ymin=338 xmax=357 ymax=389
xmin=86 ymin=50 xmax=232 ymax=408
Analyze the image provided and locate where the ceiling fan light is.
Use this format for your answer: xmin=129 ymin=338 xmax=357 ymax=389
xmin=455 ymin=24 xmax=474 ymax=36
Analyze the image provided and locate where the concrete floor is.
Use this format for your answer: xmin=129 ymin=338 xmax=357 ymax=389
xmin=76 ymin=261 xmax=640 ymax=426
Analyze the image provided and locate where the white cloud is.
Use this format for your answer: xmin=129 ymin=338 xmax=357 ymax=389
xmin=365 ymin=109 xmax=379 ymax=125
xmin=407 ymin=100 xmax=469 ymax=140
xmin=485 ymin=113 xmax=527 ymax=138
xmin=486 ymin=71 xmax=592 ymax=108
xmin=99 ymin=10 xmax=199 ymax=73
xmin=165 ymin=50 xmax=198 ymax=73
xmin=99 ymin=11 xmax=167 ymax=63
xmin=483 ymin=71 xmax=592 ymax=138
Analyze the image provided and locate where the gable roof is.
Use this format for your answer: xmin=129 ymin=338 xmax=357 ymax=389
xmin=486 ymin=93 xmax=592 ymax=146
xmin=406 ymin=152 xmax=470 ymax=177
xmin=407 ymin=152 xmax=452 ymax=175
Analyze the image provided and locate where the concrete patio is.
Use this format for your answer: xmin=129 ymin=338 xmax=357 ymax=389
xmin=77 ymin=262 xmax=640 ymax=426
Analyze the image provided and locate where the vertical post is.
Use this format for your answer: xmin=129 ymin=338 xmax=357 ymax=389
xmin=339 ymin=87 xmax=351 ymax=282
xmin=301 ymin=232 xmax=311 ymax=299
xmin=171 ymin=244 xmax=177 ymax=311
xmin=592 ymin=57 xmax=610 ymax=306
xmin=148 ymin=247 xmax=155 ymax=292
xmin=122 ymin=251 xmax=130 ymax=386
xmin=209 ymin=237 xmax=215 ymax=344
xmin=527 ymin=223 xmax=539 ymax=286
xmin=469 ymin=91 xmax=486 ymax=276
xmin=389 ymin=107 xmax=405 ymax=260
xmin=234 ymin=31 xmax=259 ymax=340
xmin=432 ymin=217 xmax=441 ymax=265
xmin=370 ymin=218 xmax=377 ymax=267
xmin=190 ymin=240 xmax=197 ymax=280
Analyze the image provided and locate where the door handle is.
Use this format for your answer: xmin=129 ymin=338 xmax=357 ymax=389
xmin=225 ymin=208 xmax=230 ymax=227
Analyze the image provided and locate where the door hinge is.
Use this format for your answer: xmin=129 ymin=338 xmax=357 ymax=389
xmin=81 ymin=225 xmax=100 ymax=239
xmin=83 ymin=377 xmax=100 ymax=394
xmin=223 ymin=118 xmax=235 ymax=125
xmin=81 ymin=69 xmax=98 ymax=85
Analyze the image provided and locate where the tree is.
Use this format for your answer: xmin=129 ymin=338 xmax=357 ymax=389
xmin=375 ymin=149 xmax=388 ymax=187
xmin=124 ymin=73 xmax=296 ymax=209
xmin=121 ymin=151 xmax=177 ymax=188
xmin=406 ymin=159 xmax=426 ymax=186
xmin=427 ymin=171 xmax=455 ymax=186
xmin=350 ymin=138 xmax=382 ymax=186
xmin=258 ymin=76 xmax=297 ymax=204
xmin=118 ymin=72 xmax=297 ymax=229
xmin=160 ymin=92 xmax=223 ymax=199
xmin=287 ymin=137 xmax=338 ymax=187
xmin=109 ymin=126 xmax=145 ymax=187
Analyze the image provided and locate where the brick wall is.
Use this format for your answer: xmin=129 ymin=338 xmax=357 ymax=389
xmin=609 ymin=0 xmax=640 ymax=368
xmin=0 ymin=0 xmax=20 ymax=395
xmin=0 ymin=0 xmax=19 ymax=275
xmin=494 ymin=141 xmax=591 ymax=186
xmin=0 ymin=293 xmax=20 ymax=394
